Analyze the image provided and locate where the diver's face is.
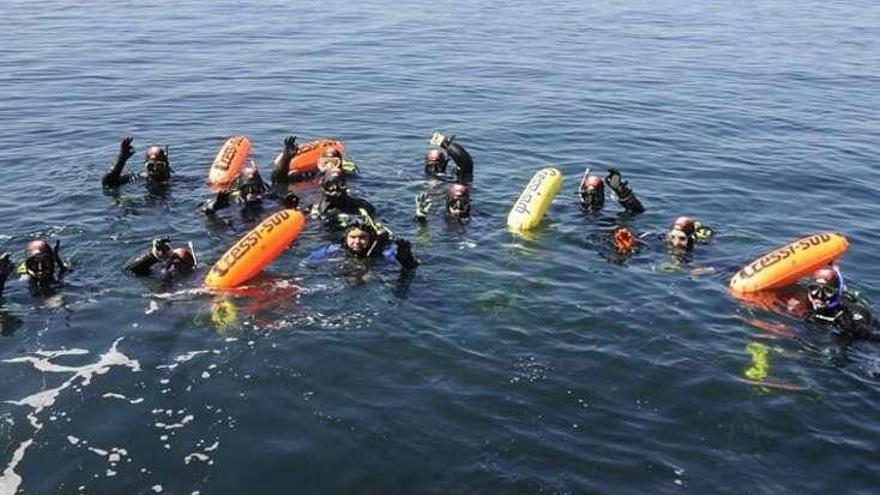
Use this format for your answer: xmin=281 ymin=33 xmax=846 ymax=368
xmin=346 ymin=229 xmax=371 ymax=254
xmin=666 ymin=228 xmax=691 ymax=252
xmin=425 ymin=159 xmax=447 ymax=175
xmin=446 ymin=197 xmax=470 ymax=218
xmin=579 ymin=188 xmax=604 ymax=210
xmin=318 ymin=157 xmax=342 ymax=173
xmin=25 ymin=254 xmax=55 ymax=285
xmin=145 ymin=160 xmax=170 ymax=182
xmin=807 ymin=283 xmax=837 ymax=312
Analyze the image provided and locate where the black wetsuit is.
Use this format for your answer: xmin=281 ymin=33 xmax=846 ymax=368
xmin=809 ymin=293 xmax=880 ymax=344
xmin=426 ymin=139 xmax=474 ymax=183
xmin=203 ymin=171 xmax=269 ymax=216
xmin=0 ymin=256 xmax=66 ymax=297
xmin=103 ymin=153 xmax=170 ymax=189
xmin=612 ymin=191 xmax=645 ymax=214
xmin=125 ymin=250 xmax=192 ymax=281
xmin=580 ymin=176 xmax=645 ymax=215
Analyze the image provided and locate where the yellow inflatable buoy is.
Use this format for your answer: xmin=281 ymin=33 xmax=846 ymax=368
xmin=507 ymin=167 xmax=563 ymax=232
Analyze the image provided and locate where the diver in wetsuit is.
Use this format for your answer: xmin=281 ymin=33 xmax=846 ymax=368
xmin=603 ymin=215 xmax=714 ymax=271
xmin=315 ymin=146 xmax=357 ymax=176
xmin=304 ymin=220 xmax=419 ymax=271
xmin=126 ymin=237 xmax=196 ymax=280
xmin=309 ymin=170 xmax=377 ymax=229
xmin=663 ymin=216 xmax=713 ymax=254
xmin=202 ymin=164 xmax=270 ymax=217
xmin=424 ymin=132 xmax=474 ymax=182
xmin=576 ymin=169 xmax=646 ymax=261
xmin=270 ymin=136 xmax=356 ymax=185
xmin=102 ymin=137 xmax=172 ymax=188
xmin=414 ymin=184 xmax=471 ymax=224
xmin=578 ymin=168 xmax=645 ymax=214
xmin=806 ymin=266 xmax=880 ymax=346
xmin=0 ymin=239 xmax=68 ymax=297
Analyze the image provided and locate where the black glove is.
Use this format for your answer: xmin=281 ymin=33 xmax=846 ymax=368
xmin=284 ymin=135 xmax=298 ymax=155
xmin=151 ymin=237 xmax=172 ymax=259
xmin=119 ymin=136 xmax=135 ymax=161
xmin=430 ymin=132 xmax=453 ymax=149
xmin=394 ymin=239 xmax=418 ymax=270
xmin=605 ymin=168 xmax=632 ymax=197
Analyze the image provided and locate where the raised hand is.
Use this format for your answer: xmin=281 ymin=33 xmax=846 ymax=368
xmin=604 ymin=168 xmax=629 ymax=196
xmin=415 ymin=192 xmax=432 ymax=219
xmin=119 ymin=136 xmax=135 ymax=161
xmin=151 ymin=237 xmax=172 ymax=259
xmin=284 ymin=135 xmax=298 ymax=155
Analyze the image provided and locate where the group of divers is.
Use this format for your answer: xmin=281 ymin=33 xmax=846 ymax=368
xmin=0 ymin=132 xmax=876 ymax=359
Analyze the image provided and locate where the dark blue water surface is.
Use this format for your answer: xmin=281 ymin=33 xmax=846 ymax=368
xmin=1 ymin=0 xmax=879 ymax=493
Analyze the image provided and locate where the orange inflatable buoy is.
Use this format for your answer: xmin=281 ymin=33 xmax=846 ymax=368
xmin=205 ymin=209 xmax=305 ymax=289
xmin=729 ymin=232 xmax=849 ymax=297
xmin=209 ymin=136 xmax=251 ymax=190
xmin=276 ymin=139 xmax=345 ymax=176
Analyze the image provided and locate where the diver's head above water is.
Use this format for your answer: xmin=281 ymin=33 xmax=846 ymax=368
xmin=807 ymin=266 xmax=844 ymax=313
xmin=578 ymin=174 xmax=605 ymax=211
xmin=318 ymin=147 xmax=344 ymax=174
xmin=666 ymin=216 xmax=696 ymax=252
xmin=424 ymin=148 xmax=449 ymax=176
xmin=144 ymin=146 xmax=170 ymax=182
xmin=446 ymin=183 xmax=470 ymax=219
xmin=344 ymin=223 xmax=374 ymax=256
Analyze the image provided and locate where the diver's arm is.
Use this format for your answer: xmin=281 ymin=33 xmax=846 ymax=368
xmin=303 ymin=244 xmax=344 ymax=264
xmin=125 ymin=238 xmax=171 ymax=276
xmin=605 ymin=169 xmax=645 ymax=214
xmin=0 ymin=252 xmax=12 ymax=296
xmin=618 ymin=192 xmax=645 ymax=214
xmin=125 ymin=252 xmax=160 ymax=276
xmin=444 ymin=137 xmax=473 ymax=181
xmin=385 ymin=239 xmax=418 ymax=271
xmin=202 ymin=191 xmax=231 ymax=215
xmin=271 ymin=136 xmax=297 ymax=185
xmin=103 ymin=137 xmax=135 ymax=188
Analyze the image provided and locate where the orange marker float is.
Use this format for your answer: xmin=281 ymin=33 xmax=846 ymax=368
xmin=205 ymin=209 xmax=305 ymax=289
xmin=209 ymin=136 xmax=251 ymax=190
xmin=275 ymin=139 xmax=345 ymax=176
xmin=729 ymin=232 xmax=849 ymax=297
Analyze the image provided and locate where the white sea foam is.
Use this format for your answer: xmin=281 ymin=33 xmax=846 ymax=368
xmin=0 ymin=339 xmax=140 ymax=495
